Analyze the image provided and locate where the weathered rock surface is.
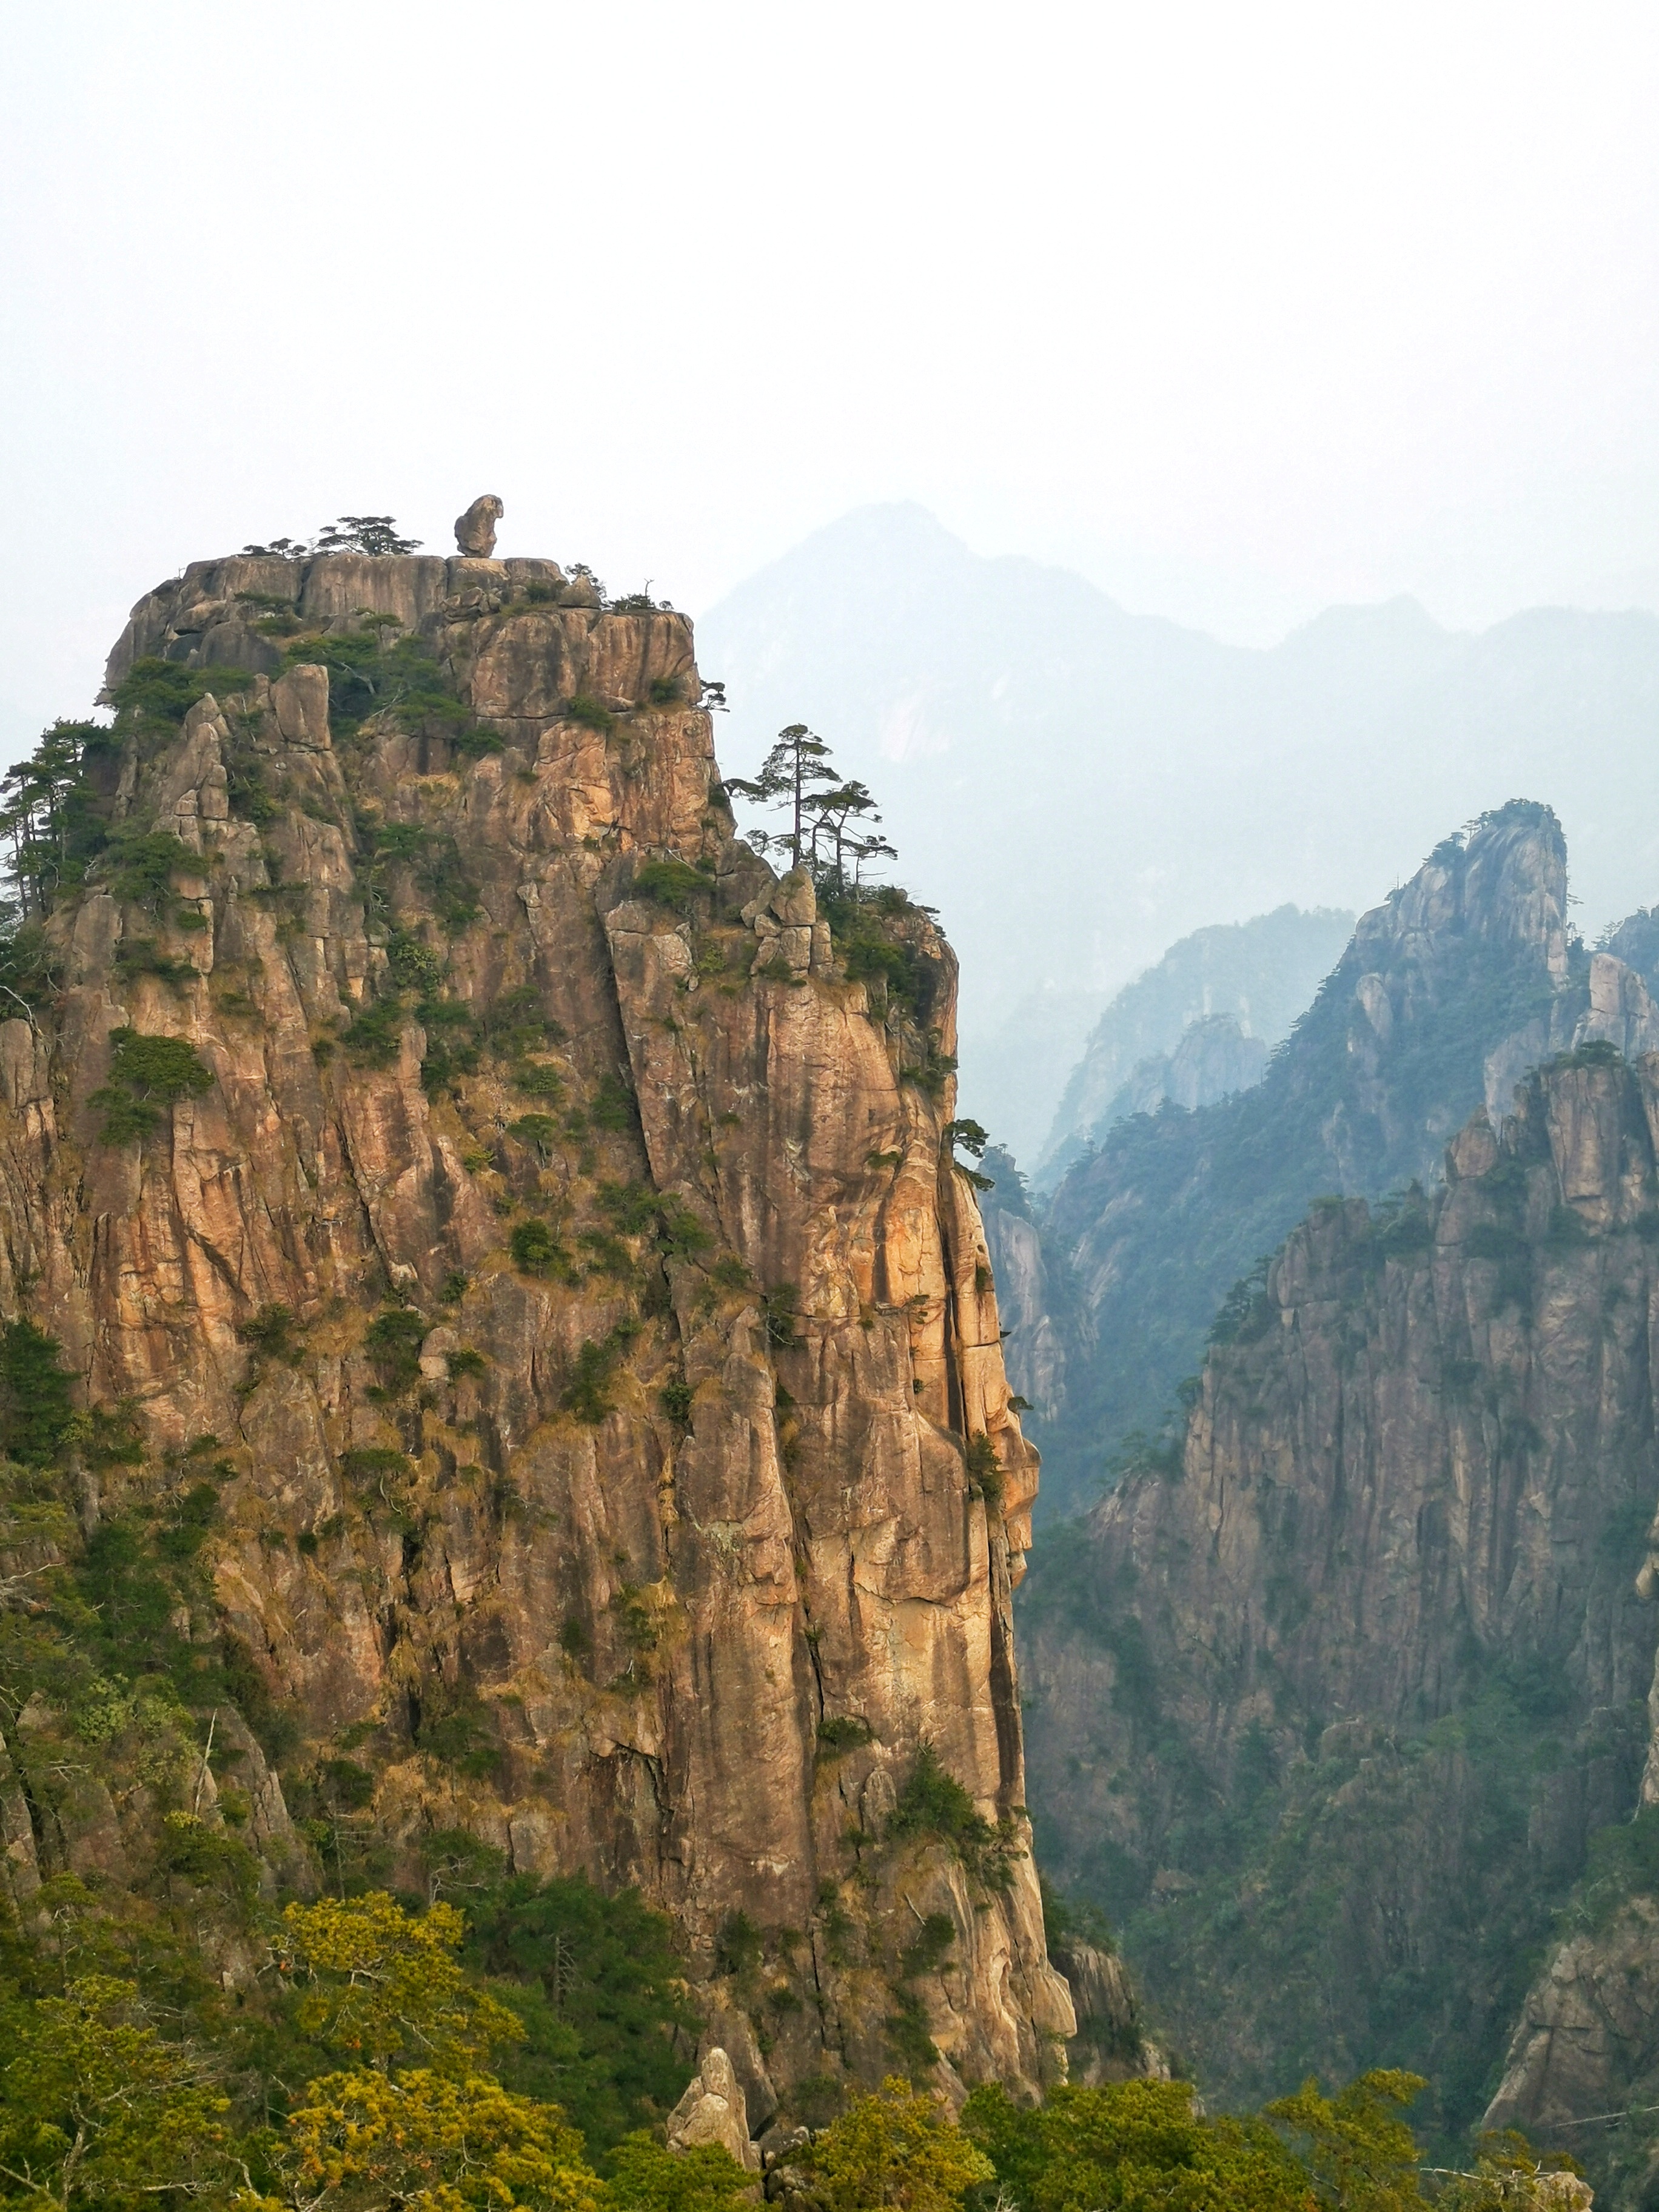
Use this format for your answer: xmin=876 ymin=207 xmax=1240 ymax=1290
xmin=979 ymin=1150 xmax=1073 ymax=1426
xmin=1578 ymin=951 xmax=1659 ymax=1065
xmin=455 ymin=495 xmax=504 ymax=558
xmin=1 ymin=546 xmax=1071 ymax=2123
xmin=1022 ymin=1048 xmax=1659 ymax=2157
xmin=667 ymin=2047 xmax=761 ymax=2171
xmin=1113 ymin=1011 xmax=1265 ymax=1116
xmin=1044 ymin=1935 xmax=1166 ymax=2086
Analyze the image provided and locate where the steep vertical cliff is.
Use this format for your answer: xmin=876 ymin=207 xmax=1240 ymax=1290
xmin=1021 ymin=1043 xmax=1659 ymax=2159
xmin=0 ymin=546 xmax=1071 ymax=2124
xmin=977 ymin=1150 xmax=1076 ymax=1427
xmin=1020 ymin=804 xmax=1607 ymax=1518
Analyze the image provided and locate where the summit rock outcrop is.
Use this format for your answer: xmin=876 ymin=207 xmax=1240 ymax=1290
xmin=0 ymin=545 xmax=1073 ymax=2125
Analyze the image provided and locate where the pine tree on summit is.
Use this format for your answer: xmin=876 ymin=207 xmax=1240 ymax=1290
xmin=805 ymin=777 xmax=896 ymax=892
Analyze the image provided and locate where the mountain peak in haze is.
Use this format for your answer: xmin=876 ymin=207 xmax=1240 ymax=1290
xmin=700 ymin=508 xmax=1659 ymax=1160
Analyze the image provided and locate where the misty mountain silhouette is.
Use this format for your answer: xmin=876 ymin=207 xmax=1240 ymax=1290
xmin=700 ymin=504 xmax=1659 ymax=1156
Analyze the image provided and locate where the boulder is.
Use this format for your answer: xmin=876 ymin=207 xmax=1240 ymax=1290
xmin=771 ymin=870 xmax=817 ymax=927
xmin=272 ymin=663 xmax=331 ymax=750
xmin=666 ymin=2047 xmax=760 ymax=2172
xmin=454 ymin=494 xmax=504 ymax=557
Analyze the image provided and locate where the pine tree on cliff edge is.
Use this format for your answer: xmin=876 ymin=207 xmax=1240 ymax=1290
xmin=728 ymin=724 xmax=896 ymax=892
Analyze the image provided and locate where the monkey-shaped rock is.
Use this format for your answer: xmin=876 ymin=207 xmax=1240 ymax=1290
xmin=454 ymin=494 xmax=504 ymax=557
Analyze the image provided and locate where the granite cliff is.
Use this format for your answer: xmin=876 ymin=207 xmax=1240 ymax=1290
xmin=0 ymin=543 xmax=1073 ymax=2130
xmin=1005 ymin=803 xmax=1623 ymax=1520
xmin=1021 ymin=1041 xmax=1659 ymax=2179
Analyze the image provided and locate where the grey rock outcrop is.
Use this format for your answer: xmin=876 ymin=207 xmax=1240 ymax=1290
xmin=1024 ymin=1047 xmax=1659 ymax=2151
xmin=1034 ymin=905 xmax=1355 ymax=1184
xmin=978 ymin=1150 xmax=1072 ymax=1424
xmin=1101 ymin=1011 xmax=1267 ymax=1123
xmin=1046 ymin=1935 xmax=1167 ymax=2086
xmin=1578 ymin=951 xmax=1659 ymax=1064
xmin=454 ymin=494 xmax=504 ymax=557
xmin=668 ymin=2047 xmax=761 ymax=2171
xmin=1024 ymin=802 xmax=1593 ymax=1520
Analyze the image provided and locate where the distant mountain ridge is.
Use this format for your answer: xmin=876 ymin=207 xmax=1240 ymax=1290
xmin=1013 ymin=836 xmax=1659 ymax=2188
xmin=993 ymin=802 xmax=1637 ymax=1520
xmin=1034 ymin=904 xmax=1355 ymax=1186
xmin=699 ymin=504 xmax=1659 ymax=1159
xmin=1019 ymin=1044 xmax=1659 ymax=2176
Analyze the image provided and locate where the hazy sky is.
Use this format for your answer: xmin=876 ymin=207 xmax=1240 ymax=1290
xmin=4 ymin=2 xmax=1658 ymax=749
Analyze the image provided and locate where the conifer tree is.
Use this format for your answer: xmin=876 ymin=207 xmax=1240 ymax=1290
xmin=725 ymin=724 xmax=836 ymax=868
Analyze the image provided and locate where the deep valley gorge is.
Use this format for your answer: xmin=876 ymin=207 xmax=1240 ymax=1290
xmin=999 ymin=808 xmax=1659 ymax=2201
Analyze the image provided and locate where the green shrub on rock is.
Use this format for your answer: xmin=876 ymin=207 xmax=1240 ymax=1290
xmin=631 ymin=859 xmax=708 ymax=914
xmin=510 ymin=1218 xmax=564 ymax=1275
xmin=0 ymin=1316 xmax=75 ymax=1463
xmin=90 ymin=1028 xmax=215 ymax=1144
xmin=567 ymin=694 xmax=617 ymax=734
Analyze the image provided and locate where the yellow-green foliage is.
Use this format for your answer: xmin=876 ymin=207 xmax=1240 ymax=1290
xmin=258 ymin=2068 xmax=603 ymax=2212
xmin=1266 ymin=2071 xmax=1429 ymax=2211
xmin=802 ymin=2077 xmax=993 ymax=2212
xmin=0 ymin=1974 xmax=237 ymax=2210
xmin=277 ymin=1892 xmax=525 ymax=2075
xmin=964 ymin=2076 xmax=1317 ymax=2212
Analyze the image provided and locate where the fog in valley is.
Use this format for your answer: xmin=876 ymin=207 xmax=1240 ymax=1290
xmin=701 ymin=504 xmax=1659 ymax=1158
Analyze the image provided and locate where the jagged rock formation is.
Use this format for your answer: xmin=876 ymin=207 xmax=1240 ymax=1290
xmin=1018 ymin=803 xmax=1617 ymax=1519
xmin=1021 ymin=1044 xmax=1659 ymax=2170
xmin=978 ymin=1150 xmax=1073 ymax=1426
xmin=455 ymin=496 xmax=505 ymax=558
xmin=0 ymin=546 xmax=1074 ymax=2119
xmin=1042 ymin=1934 xmax=1167 ymax=2088
xmin=667 ymin=2048 xmax=761 ymax=2171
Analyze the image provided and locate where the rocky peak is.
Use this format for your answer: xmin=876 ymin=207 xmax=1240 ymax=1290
xmin=0 ymin=541 xmax=1076 ymax=2122
xmin=1338 ymin=802 xmax=1575 ymax=1125
xmin=106 ymin=549 xmax=579 ymax=694
xmin=1355 ymin=799 xmax=1569 ymax=972
xmin=1019 ymin=801 xmax=1589 ymax=1518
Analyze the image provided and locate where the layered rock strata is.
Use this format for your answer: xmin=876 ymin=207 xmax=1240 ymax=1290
xmin=4 ymin=548 xmax=1072 ymax=2114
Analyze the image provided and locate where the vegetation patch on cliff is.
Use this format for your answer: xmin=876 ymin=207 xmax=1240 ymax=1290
xmin=0 ymin=1324 xmax=724 ymax=2191
xmin=90 ymin=1027 xmax=216 ymax=1144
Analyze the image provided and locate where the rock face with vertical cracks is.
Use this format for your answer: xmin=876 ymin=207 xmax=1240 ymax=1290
xmin=5 ymin=549 xmax=1071 ymax=2119
xmin=1022 ymin=1046 xmax=1659 ymax=2150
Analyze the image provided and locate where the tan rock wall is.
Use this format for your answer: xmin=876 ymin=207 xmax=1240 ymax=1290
xmin=2 ymin=557 xmax=1069 ymax=2114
